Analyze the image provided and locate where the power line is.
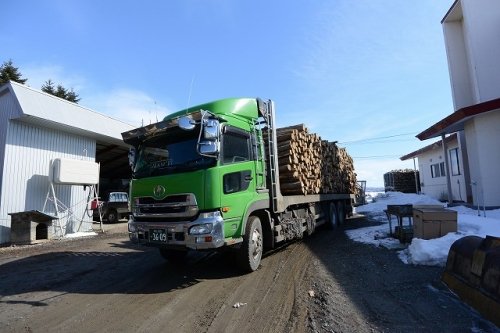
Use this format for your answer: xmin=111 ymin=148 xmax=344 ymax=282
xmin=340 ymin=138 xmax=417 ymax=146
xmin=352 ymin=154 xmax=403 ymax=159
xmin=338 ymin=132 xmax=417 ymax=145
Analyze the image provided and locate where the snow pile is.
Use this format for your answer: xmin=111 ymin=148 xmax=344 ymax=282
xmin=356 ymin=191 xmax=443 ymax=214
xmin=64 ymin=231 xmax=98 ymax=238
xmin=348 ymin=191 xmax=500 ymax=267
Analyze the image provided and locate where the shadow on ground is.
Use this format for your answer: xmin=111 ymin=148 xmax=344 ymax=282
xmin=0 ymin=239 xmax=244 ymax=300
xmin=301 ymin=214 xmax=498 ymax=332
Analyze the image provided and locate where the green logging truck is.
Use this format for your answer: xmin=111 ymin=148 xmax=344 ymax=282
xmin=122 ymin=98 xmax=355 ymax=272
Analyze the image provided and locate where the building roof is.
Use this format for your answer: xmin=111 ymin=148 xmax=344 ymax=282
xmin=401 ymin=133 xmax=457 ymax=161
xmin=416 ymin=98 xmax=500 ymax=141
xmin=0 ymin=81 xmax=134 ymax=146
xmin=0 ymin=81 xmax=136 ymax=179
xmin=441 ymin=0 xmax=461 ymax=23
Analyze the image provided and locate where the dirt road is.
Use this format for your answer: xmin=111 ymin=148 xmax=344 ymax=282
xmin=0 ymin=217 xmax=497 ymax=333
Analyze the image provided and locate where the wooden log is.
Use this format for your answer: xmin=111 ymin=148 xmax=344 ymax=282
xmin=277 ymin=124 xmax=307 ymax=132
xmin=269 ymin=123 xmax=357 ymax=195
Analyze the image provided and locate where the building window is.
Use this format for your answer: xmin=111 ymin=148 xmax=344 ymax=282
xmin=431 ymin=162 xmax=446 ymax=178
xmin=449 ymin=148 xmax=461 ymax=176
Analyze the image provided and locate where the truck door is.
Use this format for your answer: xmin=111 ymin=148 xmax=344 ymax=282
xmin=252 ymin=126 xmax=266 ymax=190
xmin=219 ymin=126 xmax=256 ymax=237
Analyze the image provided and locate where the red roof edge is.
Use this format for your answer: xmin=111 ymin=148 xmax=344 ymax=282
xmin=417 ymin=98 xmax=500 ymax=141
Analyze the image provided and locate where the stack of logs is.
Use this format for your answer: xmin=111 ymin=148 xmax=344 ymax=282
xmin=265 ymin=124 xmax=357 ymax=196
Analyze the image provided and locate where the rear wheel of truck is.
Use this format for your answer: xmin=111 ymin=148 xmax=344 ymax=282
xmin=327 ymin=202 xmax=339 ymax=229
xmin=159 ymin=249 xmax=188 ymax=265
xmin=237 ymin=216 xmax=263 ymax=272
xmin=337 ymin=201 xmax=346 ymax=225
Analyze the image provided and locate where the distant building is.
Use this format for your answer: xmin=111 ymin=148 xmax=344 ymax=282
xmin=0 ymin=81 xmax=133 ymax=243
xmin=414 ymin=0 xmax=500 ymax=208
xmin=401 ymin=133 xmax=466 ymax=202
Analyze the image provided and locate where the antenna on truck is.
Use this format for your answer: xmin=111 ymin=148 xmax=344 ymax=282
xmin=186 ymin=74 xmax=196 ymax=111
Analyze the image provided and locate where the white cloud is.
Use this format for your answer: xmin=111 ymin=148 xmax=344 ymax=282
xmin=23 ymin=64 xmax=85 ymax=92
xmin=21 ymin=63 xmax=175 ymax=128
xmin=87 ymin=89 xmax=175 ymax=128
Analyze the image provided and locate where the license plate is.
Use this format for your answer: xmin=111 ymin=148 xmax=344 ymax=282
xmin=149 ymin=229 xmax=167 ymax=243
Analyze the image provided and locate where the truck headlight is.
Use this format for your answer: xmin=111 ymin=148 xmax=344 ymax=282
xmin=189 ymin=223 xmax=213 ymax=235
xmin=199 ymin=211 xmax=221 ymax=219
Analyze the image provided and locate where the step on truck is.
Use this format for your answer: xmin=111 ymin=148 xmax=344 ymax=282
xmin=122 ymin=98 xmax=355 ymax=272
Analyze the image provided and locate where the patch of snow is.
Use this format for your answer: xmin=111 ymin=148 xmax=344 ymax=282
xmin=64 ymin=231 xmax=97 ymax=239
xmin=347 ymin=192 xmax=500 ymax=266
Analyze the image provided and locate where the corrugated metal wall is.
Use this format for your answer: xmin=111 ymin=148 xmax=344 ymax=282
xmin=0 ymin=89 xmax=23 ymax=214
xmin=0 ymin=120 xmax=96 ymax=243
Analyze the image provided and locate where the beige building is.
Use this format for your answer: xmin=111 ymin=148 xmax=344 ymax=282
xmin=416 ymin=0 xmax=500 ymax=208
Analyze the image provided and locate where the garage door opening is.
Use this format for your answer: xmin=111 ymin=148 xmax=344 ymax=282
xmin=95 ymin=141 xmax=131 ymax=194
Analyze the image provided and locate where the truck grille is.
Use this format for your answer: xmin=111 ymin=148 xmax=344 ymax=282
xmin=133 ymin=193 xmax=198 ymax=220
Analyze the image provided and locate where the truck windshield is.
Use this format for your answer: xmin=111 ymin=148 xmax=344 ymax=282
xmin=133 ymin=128 xmax=216 ymax=178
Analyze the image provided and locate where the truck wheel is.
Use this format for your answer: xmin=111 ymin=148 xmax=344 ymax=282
xmin=237 ymin=216 xmax=263 ymax=272
xmin=306 ymin=214 xmax=316 ymax=236
xmin=327 ymin=202 xmax=338 ymax=229
xmin=159 ymin=248 xmax=188 ymax=265
xmin=106 ymin=209 xmax=118 ymax=223
xmin=337 ymin=202 xmax=346 ymax=225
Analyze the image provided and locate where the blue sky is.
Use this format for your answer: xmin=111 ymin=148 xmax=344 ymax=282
xmin=2 ymin=0 xmax=455 ymax=187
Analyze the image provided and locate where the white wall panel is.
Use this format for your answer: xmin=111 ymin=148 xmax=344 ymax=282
xmin=0 ymin=88 xmax=24 ymax=240
xmin=444 ymin=0 xmax=500 ymax=108
xmin=462 ymin=0 xmax=500 ymax=103
xmin=470 ymin=111 xmax=500 ymax=207
xmin=0 ymin=121 xmax=96 ymax=243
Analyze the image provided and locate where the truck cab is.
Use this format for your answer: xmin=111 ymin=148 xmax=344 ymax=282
xmin=122 ymin=98 xmax=354 ymax=272
xmin=123 ymin=98 xmax=270 ymax=267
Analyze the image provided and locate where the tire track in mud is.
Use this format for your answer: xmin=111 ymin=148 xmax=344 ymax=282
xmin=199 ymin=242 xmax=313 ymax=333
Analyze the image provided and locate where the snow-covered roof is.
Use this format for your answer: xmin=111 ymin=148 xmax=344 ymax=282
xmin=1 ymin=81 xmax=134 ymax=146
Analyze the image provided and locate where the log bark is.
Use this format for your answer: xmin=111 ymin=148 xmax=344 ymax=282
xmin=265 ymin=123 xmax=357 ymax=195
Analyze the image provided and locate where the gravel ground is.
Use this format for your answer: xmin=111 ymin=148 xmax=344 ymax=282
xmin=0 ymin=218 xmax=498 ymax=333
xmin=303 ymin=215 xmax=499 ymax=333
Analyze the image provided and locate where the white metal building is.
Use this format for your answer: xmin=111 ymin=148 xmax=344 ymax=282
xmin=0 ymin=81 xmax=134 ymax=244
xmin=401 ymin=133 xmax=467 ymax=202
xmin=416 ymin=0 xmax=500 ymax=208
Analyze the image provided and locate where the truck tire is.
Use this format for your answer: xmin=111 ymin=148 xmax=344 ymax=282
xmin=306 ymin=214 xmax=316 ymax=236
xmin=337 ymin=201 xmax=346 ymax=225
xmin=159 ymin=248 xmax=188 ymax=265
xmin=237 ymin=216 xmax=263 ymax=272
xmin=327 ymin=202 xmax=339 ymax=229
xmin=106 ymin=209 xmax=118 ymax=223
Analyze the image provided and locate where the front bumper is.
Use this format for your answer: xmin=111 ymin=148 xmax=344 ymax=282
xmin=127 ymin=212 xmax=225 ymax=250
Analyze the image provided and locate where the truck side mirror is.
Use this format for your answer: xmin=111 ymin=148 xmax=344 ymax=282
xmin=203 ymin=119 xmax=219 ymax=139
xmin=198 ymin=141 xmax=219 ymax=155
xmin=178 ymin=116 xmax=196 ymax=130
xmin=197 ymin=118 xmax=220 ymax=157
